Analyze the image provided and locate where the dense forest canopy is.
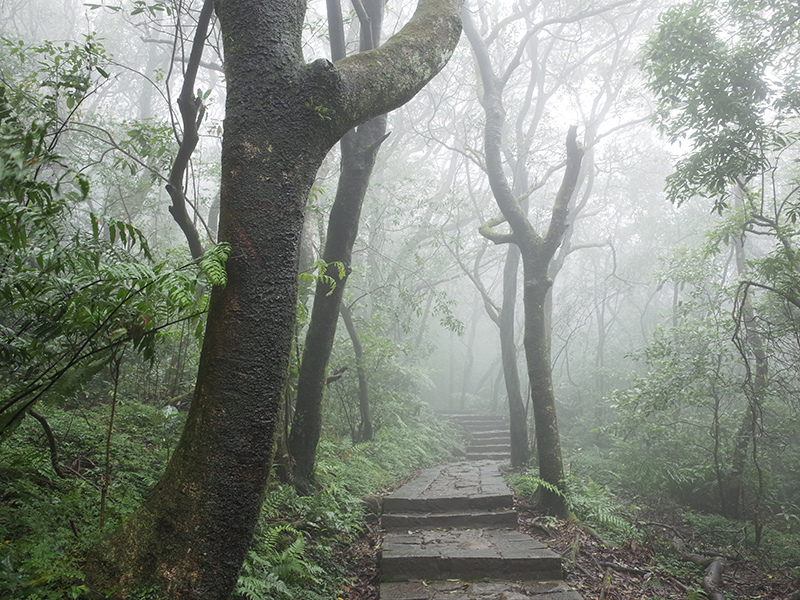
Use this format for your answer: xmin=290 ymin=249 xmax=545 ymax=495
xmin=0 ymin=0 xmax=798 ymax=598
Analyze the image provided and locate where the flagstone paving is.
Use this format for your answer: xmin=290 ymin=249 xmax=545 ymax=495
xmin=380 ymin=459 xmax=581 ymax=600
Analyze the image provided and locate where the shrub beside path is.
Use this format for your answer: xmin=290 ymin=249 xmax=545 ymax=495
xmin=379 ymin=459 xmax=582 ymax=600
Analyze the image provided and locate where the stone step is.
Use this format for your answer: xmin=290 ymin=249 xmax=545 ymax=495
xmin=467 ymin=443 xmax=511 ymax=452
xmin=381 ymin=580 xmax=583 ymax=600
xmin=469 ymin=440 xmax=510 ymax=449
xmin=445 ymin=413 xmax=508 ymax=423
xmin=383 ymin=461 xmax=513 ymax=514
xmin=467 ymin=452 xmax=511 ymax=461
xmin=447 ymin=414 xmax=509 ymax=429
xmin=459 ymin=421 xmax=509 ymax=431
xmin=382 ymin=508 xmax=518 ymax=531
xmin=380 ymin=528 xmax=563 ymax=582
xmin=469 ymin=429 xmax=510 ymax=439
xmin=384 ymin=493 xmax=513 ymax=513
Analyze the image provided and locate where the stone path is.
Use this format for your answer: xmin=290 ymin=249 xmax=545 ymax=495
xmin=380 ymin=460 xmax=581 ymax=600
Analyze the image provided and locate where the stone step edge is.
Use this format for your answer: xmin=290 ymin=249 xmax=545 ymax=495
xmin=379 ymin=555 xmax=563 ymax=582
xmin=384 ymin=493 xmax=513 ymax=512
xmin=380 ymin=579 xmax=582 ymax=600
xmin=382 ymin=509 xmax=518 ymax=530
xmin=466 ymin=455 xmax=511 ymax=460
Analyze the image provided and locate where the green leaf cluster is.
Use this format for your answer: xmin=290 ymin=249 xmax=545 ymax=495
xmin=640 ymin=0 xmax=796 ymax=209
xmin=0 ymin=38 xmax=213 ymax=441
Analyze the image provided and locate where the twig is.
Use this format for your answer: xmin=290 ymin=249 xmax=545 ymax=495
xmin=598 ymin=561 xmax=650 ymax=576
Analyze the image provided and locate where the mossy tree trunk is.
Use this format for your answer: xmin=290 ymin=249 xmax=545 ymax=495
xmin=83 ymin=0 xmax=463 ymax=597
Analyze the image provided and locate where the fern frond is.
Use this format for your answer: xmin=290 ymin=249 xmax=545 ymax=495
xmin=199 ymin=242 xmax=231 ymax=287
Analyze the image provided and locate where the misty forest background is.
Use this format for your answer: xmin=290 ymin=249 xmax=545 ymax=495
xmin=1 ymin=0 xmax=799 ymax=598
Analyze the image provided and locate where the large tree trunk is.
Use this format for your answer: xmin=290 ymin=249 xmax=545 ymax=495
xmin=83 ymin=0 xmax=463 ymax=597
xmin=288 ymin=0 xmax=387 ymax=492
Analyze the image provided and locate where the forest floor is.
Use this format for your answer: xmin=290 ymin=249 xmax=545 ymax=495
xmin=340 ymin=506 xmax=797 ymax=600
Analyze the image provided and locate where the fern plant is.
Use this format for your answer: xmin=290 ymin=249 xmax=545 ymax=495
xmin=508 ymin=471 xmax=635 ymax=544
xmin=233 ymin=524 xmax=325 ymax=600
xmin=566 ymin=478 xmax=635 ymax=542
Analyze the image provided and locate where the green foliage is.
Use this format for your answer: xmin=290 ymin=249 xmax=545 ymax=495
xmin=304 ymin=97 xmax=333 ymax=122
xmin=682 ymin=511 xmax=800 ymax=578
xmin=1 ymin=34 xmax=110 ymax=120
xmin=198 ymin=242 xmax=231 ymax=288
xmin=316 ymin=407 xmax=461 ymax=496
xmin=640 ymin=0 xmax=788 ymax=209
xmin=508 ymin=471 xmax=635 ymax=544
xmin=565 ymin=478 xmax=636 ymax=543
xmin=236 ymin=524 xmax=325 ymax=600
xmin=0 ymin=398 xmax=185 ymax=599
xmin=507 ymin=473 xmax=564 ymax=503
xmin=86 ymin=1 xmax=173 ymax=18
xmin=298 ymin=259 xmax=347 ymax=296
xmin=0 ymin=37 xmax=214 ymax=440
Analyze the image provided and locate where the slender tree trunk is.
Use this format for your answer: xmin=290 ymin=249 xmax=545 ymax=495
xmin=464 ymin=9 xmax=583 ymax=514
xmin=723 ymin=186 xmax=768 ymax=519
xmin=288 ymin=0 xmax=387 ymax=492
xmin=500 ymin=244 xmax=529 ymax=467
xmin=165 ymin=0 xmax=215 ymax=260
xmin=341 ymin=303 xmax=372 ymax=442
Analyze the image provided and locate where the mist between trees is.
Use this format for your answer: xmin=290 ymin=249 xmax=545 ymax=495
xmin=0 ymin=0 xmax=798 ymax=598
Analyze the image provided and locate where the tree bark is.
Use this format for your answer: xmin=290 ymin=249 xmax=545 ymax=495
xmin=500 ymin=244 xmax=529 ymax=467
xmin=83 ymin=0 xmax=463 ymax=597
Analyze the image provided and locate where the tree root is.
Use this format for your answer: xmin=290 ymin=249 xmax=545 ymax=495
xmin=673 ymin=538 xmax=727 ymax=600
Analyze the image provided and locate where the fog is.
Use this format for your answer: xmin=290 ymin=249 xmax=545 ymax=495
xmin=2 ymin=0 xmax=798 ymax=595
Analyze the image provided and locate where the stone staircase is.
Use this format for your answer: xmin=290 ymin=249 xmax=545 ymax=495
xmin=448 ymin=413 xmax=512 ymax=461
xmin=380 ymin=460 xmax=581 ymax=600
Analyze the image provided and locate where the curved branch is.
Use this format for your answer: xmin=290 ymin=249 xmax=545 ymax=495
xmin=29 ymin=410 xmax=66 ymax=479
xmin=335 ymin=0 xmax=463 ymax=128
xmin=478 ymin=213 xmax=515 ymax=245
xmin=166 ymin=0 xmax=214 ymax=260
xmin=543 ymin=126 xmax=584 ymax=256
xmin=736 ymin=280 xmax=800 ymax=312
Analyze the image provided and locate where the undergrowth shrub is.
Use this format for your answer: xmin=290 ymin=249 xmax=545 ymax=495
xmin=683 ymin=511 xmax=800 ymax=578
xmin=508 ymin=471 xmax=636 ymax=544
xmin=0 ymin=400 xmax=185 ymax=599
xmin=316 ymin=407 xmax=462 ymax=495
